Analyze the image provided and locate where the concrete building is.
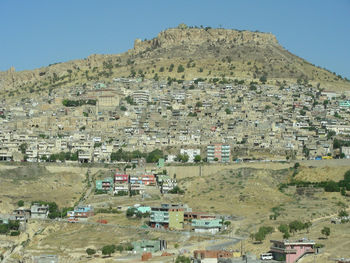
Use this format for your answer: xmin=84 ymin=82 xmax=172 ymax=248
xmin=207 ymin=144 xmax=230 ymax=162
xmin=341 ymin=146 xmax=350 ymax=158
xmin=169 ymin=210 xmax=184 ymax=230
xmin=270 ymin=239 xmax=315 ymax=263
xmin=193 ymin=250 xmax=233 ymax=263
xmin=67 ymin=205 xmax=94 ymax=222
xmin=30 ymin=204 xmax=49 ymax=219
xmin=180 ymin=148 xmax=200 ymax=163
xmin=150 ymin=204 xmax=185 ymax=229
xmin=95 ymin=177 xmax=114 ymax=192
xmin=131 ymin=239 xmax=167 ymax=253
xmin=192 ymin=219 xmax=222 ymax=234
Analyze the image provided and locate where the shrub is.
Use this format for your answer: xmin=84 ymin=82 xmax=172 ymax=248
xmin=324 ymin=181 xmax=340 ymax=192
xmin=321 ymin=227 xmax=330 ymax=239
xmin=177 ymin=65 xmax=185 ymax=73
xmin=10 ymin=231 xmax=20 ymax=236
xmin=175 ymin=255 xmax=190 ymax=263
xmin=168 ymin=186 xmax=185 ymax=194
xmin=339 ymin=210 xmax=349 ymax=217
xmin=86 ymin=248 xmax=96 ymax=256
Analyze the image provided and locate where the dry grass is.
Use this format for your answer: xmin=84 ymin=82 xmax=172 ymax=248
xmin=0 ymin=164 xmax=87 ymax=212
xmin=2 ymin=162 xmax=350 ymax=261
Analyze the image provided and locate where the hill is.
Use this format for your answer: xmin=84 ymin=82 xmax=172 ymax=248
xmin=0 ymin=26 xmax=349 ymax=98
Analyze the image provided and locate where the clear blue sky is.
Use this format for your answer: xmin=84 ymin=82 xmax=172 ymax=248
xmin=0 ymin=0 xmax=349 ymax=78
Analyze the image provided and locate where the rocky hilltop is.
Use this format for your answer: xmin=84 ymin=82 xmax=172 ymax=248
xmin=132 ymin=28 xmax=278 ymax=53
xmin=1 ymin=27 xmax=349 ymax=96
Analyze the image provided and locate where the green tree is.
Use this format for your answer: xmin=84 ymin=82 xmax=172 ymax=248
xmin=194 ymin=155 xmax=201 ymax=163
xmin=304 ymin=221 xmax=312 ymax=233
xmin=289 ymin=220 xmax=305 ymax=235
xmin=175 ymin=255 xmax=190 ymax=263
xmin=327 ymin=130 xmax=336 ymax=140
xmin=86 ymin=248 xmax=96 ymax=256
xmin=168 ymin=186 xmax=185 ymax=194
xmin=333 ymin=138 xmax=341 ymax=149
xmin=324 ymin=181 xmax=340 ymax=192
xmin=17 ymin=200 xmax=24 ymax=207
xmin=339 ymin=210 xmax=349 ymax=217
xmin=102 ymin=245 xmax=115 ymax=257
xmin=344 ymin=170 xmax=350 ymax=182
xmin=58 ymin=152 xmax=66 ymax=162
xmin=254 ymin=231 xmax=265 ymax=243
xmin=177 ymin=65 xmax=185 ymax=73
xmin=321 ymin=226 xmax=330 ymax=239
xmin=19 ymin=143 xmax=28 ymax=154
xmin=126 ymin=208 xmax=137 ymax=218
xmin=41 ymin=155 xmax=48 ymax=162
xmin=0 ymin=224 xmax=9 ymax=234
xmin=146 ymin=149 xmax=164 ymax=163
xmin=278 ymin=224 xmax=289 ymax=235
xmin=259 ymin=75 xmax=267 ymax=84
xmin=116 ymin=245 xmax=124 ymax=253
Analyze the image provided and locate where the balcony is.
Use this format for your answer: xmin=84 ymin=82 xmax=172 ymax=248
xmin=270 ymin=246 xmax=297 ymax=254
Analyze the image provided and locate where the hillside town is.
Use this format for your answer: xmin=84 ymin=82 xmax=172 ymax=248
xmin=1 ymin=78 xmax=350 ymax=165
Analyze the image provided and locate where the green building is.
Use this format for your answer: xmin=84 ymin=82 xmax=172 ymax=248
xmin=95 ymin=177 xmax=113 ymax=192
xmin=191 ymin=219 xmax=222 ymax=234
xmin=137 ymin=206 xmax=151 ymax=214
xmin=157 ymin=158 xmax=165 ymax=168
xmin=150 ymin=204 xmax=185 ymax=229
xmin=339 ymin=100 xmax=350 ymax=107
xmin=131 ymin=239 xmax=167 ymax=253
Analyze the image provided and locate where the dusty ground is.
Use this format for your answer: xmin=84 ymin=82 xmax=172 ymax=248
xmin=0 ymin=164 xmax=89 ymax=213
xmin=1 ymin=161 xmax=350 ymax=262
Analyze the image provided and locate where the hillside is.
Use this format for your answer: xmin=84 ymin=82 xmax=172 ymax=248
xmin=1 ymin=26 xmax=349 ymax=98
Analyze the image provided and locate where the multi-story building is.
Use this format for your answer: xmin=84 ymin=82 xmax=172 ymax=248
xmin=270 ymin=239 xmax=315 ymax=263
xmin=12 ymin=208 xmax=31 ymax=221
xmin=157 ymin=175 xmax=177 ymax=194
xmin=150 ymin=204 xmax=185 ymax=229
xmin=207 ymin=144 xmax=230 ymax=162
xmin=67 ymin=205 xmax=94 ymax=222
xmin=191 ymin=219 xmax=222 ymax=234
xmin=114 ymin=173 xmax=129 ymax=194
xmin=95 ymin=177 xmax=113 ymax=192
xmin=180 ymin=148 xmax=200 ymax=163
xmin=133 ymin=90 xmax=150 ymax=105
xmin=30 ymin=204 xmax=49 ymax=219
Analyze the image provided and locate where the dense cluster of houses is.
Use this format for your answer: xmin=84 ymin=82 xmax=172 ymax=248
xmin=1 ymin=78 xmax=350 ymax=163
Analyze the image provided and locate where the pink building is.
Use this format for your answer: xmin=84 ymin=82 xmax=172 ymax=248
xmin=270 ymin=239 xmax=315 ymax=263
xmin=114 ymin=173 xmax=129 ymax=184
xmin=141 ymin=174 xmax=156 ymax=186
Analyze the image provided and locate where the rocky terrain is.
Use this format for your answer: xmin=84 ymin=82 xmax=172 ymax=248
xmin=1 ymin=26 xmax=349 ymax=99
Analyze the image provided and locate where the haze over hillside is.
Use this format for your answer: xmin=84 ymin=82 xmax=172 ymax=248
xmin=0 ymin=26 xmax=349 ymax=97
